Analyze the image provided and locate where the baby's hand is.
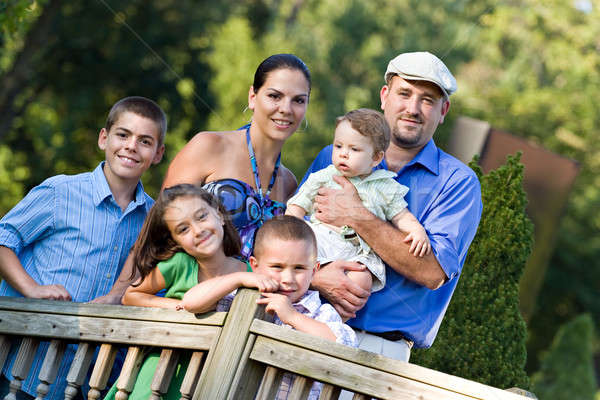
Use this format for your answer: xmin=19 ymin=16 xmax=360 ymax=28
xmin=240 ymin=272 xmax=280 ymax=293
xmin=256 ymin=292 xmax=296 ymax=324
xmin=403 ymin=228 xmax=431 ymax=257
xmin=175 ymin=303 xmax=185 ymax=311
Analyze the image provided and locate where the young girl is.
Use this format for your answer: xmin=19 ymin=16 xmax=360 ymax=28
xmin=104 ymin=184 xmax=277 ymax=400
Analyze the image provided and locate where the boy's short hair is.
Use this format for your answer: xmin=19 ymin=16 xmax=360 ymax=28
xmin=105 ymin=96 xmax=167 ymax=145
xmin=254 ymin=215 xmax=317 ymax=259
xmin=335 ymin=108 xmax=390 ymax=154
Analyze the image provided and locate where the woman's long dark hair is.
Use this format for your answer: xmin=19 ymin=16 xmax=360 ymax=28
xmin=130 ymin=184 xmax=241 ymax=284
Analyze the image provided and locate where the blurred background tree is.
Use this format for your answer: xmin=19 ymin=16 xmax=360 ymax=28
xmin=1 ymin=0 xmax=598 ymax=389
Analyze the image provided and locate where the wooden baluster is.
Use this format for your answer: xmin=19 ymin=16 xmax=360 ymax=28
xmin=178 ymin=351 xmax=204 ymax=400
xmin=0 ymin=335 xmax=11 ymax=371
xmin=114 ymin=346 xmax=144 ymax=400
xmin=65 ymin=343 xmax=95 ymax=400
xmin=87 ymin=344 xmax=117 ymax=400
xmin=149 ymin=349 xmax=180 ymax=400
xmin=287 ymin=375 xmax=314 ymax=400
xmin=35 ymin=340 xmax=66 ymax=400
xmin=351 ymin=393 xmax=369 ymax=400
xmin=255 ymin=366 xmax=284 ymax=400
xmin=318 ymin=384 xmax=341 ymax=400
xmin=5 ymin=338 xmax=39 ymax=400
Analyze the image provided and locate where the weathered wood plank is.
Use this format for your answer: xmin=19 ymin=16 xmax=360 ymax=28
xmin=0 ymin=297 xmax=226 ymax=326
xmin=179 ymin=351 xmax=205 ymax=400
xmin=35 ymin=339 xmax=67 ymax=400
xmin=251 ymin=320 xmax=529 ymax=400
xmin=114 ymin=346 xmax=145 ymax=400
xmin=287 ymin=375 xmax=314 ymax=400
xmin=255 ymin=366 xmax=284 ymax=400
xmin=150 ymin=349 xmax=180 ymax=400
xmin=193 ymin=289 xmax=271 ymax=400
xmin=0 ymin=311 xmax=219 ymax=350
xmin=250 ymin=336 xmax=476 ymax=400
xmin=88 ymin=344 xmax=117 ymax=400
xmin=65 ymin=342 xmax=95 ymax=400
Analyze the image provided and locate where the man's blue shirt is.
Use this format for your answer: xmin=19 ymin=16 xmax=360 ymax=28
xmin=0 ymin=162 xmax=153 ymax=398
xmin=301 ymin=140 xmax=482 ymax=348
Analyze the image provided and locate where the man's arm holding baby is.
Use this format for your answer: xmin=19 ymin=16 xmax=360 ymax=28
xmin=314 ymin=175 xmax=446 ymax=288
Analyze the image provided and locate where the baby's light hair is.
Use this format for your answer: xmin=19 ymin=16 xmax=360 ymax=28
xmin=335 ymin=108 xmax=390 ymax=154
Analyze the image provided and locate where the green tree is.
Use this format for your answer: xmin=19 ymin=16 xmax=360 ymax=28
xmin=453 ymin=0 xmax=600 ymax=373
xmin=531 ymin=314 xmax=597 ymax=400
xmin=412 ymin=154 xmax=532 ymax=389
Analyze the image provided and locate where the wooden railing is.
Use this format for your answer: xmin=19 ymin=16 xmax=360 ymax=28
xmin=0 ymin=289 xmax=533 ymax=400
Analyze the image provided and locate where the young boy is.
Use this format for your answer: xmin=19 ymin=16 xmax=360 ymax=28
xmin=0 ymin=96 xmax=166 ymax=400
xmin=286 ymin=108 xmax=430 ymax=296
xmin=251 ymin=215 xmax=356 ymax=400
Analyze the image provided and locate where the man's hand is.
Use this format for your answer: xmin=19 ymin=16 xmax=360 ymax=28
xmin=313 ymin=175 xmax=365 ymax=227
xmin=25 ymin=284 xmax=71 ymax=301
xmin=311 ymin=260 xmax=370 ymax=319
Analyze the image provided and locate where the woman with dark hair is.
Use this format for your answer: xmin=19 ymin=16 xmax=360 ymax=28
xmin=163 ymin=54 xmax=311 ymax=260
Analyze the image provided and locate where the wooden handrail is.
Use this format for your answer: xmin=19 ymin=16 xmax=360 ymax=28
xmin=0 ymin=291 xmax=534 ymax=400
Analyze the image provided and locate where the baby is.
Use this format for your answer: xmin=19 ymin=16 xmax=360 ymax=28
xmin=286 ymin=108 xmax=430 ymax=295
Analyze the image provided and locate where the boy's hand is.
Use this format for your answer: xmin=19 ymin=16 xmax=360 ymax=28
xmin=240 ymin=272 xmax=279 ymax=293
xmin=403 ymin=228 xmax=432 ymax=257
xmin=27 ymin=284 xmax=71 ymax=301
xmin=256 ymin=292 xmax=297 ymax=324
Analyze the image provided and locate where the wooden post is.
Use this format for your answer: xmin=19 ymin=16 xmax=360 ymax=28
xmin=114 ymin=346 xmax=145 ymax=400
xmin=35 ymin=339 xmax=66 ymax=400
xmin=6 ymin=338 xmax=39 ymax=400
xmin=192 ymin=289 xmax=270 ymax=400
xmin=179 ymin=352 xmax=205 ymax=400
xmin=0 ymin=335 xmax=11 ymax=371
xmin=65 ymin=343 xmax=95 ymax=400
xmin=149 ymin=349 xmax=180 ymax=400
xmin=287 ymin=375 xmax=313 ymax=400
xmin=87 ymin=344 xmax=117 ymax=400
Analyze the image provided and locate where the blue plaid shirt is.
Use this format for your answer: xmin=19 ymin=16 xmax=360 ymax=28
xmin=0 ymin=162 xmax=153 ymax=399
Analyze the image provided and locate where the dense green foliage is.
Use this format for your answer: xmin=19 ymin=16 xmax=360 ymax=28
xmin=411 ymin=154 xmax=532 ymax=389
xmin=1 ymin=0 xmax=598 ymax=384
xmin=531 ymin=314 xmax=597 ymax=399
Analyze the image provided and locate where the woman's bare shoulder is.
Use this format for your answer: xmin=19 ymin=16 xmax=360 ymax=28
xmin=162 ymin=130 xmax=240 ymax=188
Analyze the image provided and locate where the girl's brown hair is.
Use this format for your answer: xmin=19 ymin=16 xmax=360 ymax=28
xmin=130 ymin=184 xmax=241 ymax=284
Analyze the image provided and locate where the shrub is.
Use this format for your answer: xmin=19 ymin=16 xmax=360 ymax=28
xmin=531 ymin=313 xmax=597 ymax=400
xmin=411 ymin=153 xmax=532 ymax=389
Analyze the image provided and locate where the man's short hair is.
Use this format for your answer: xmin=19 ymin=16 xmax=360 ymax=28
xmin=336 ymin=108 xmax=390 ymax=154
xmin=254 ymin=215 xmax=317 ymax=258
xmin=105 ymin=96 xmax=167 ymax=145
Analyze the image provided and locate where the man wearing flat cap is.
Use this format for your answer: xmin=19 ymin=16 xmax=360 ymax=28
xmin=302 ymin=51 xmax=482 ymax=362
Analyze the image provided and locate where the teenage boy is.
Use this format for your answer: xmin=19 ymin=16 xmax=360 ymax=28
xmin=0 ymin=96 xmax=166 ymax=400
